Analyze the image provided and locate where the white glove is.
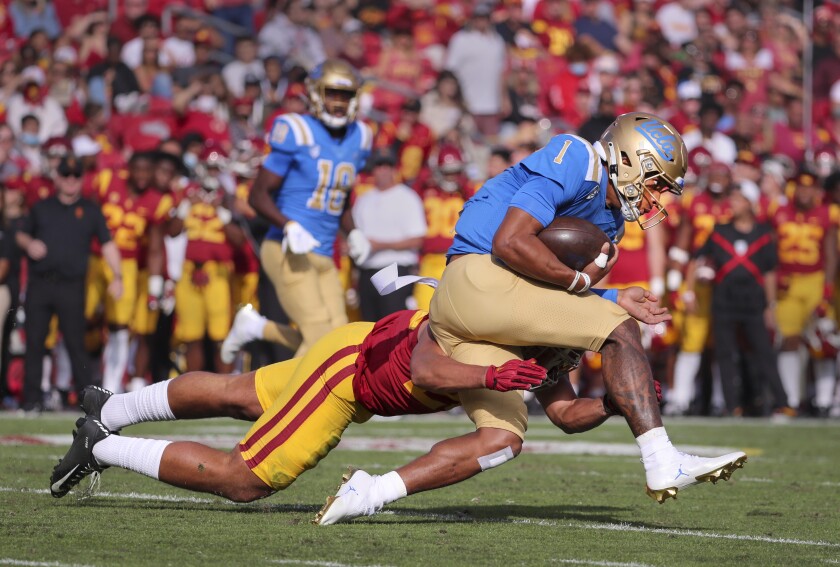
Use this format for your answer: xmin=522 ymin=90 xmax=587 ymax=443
xmin=283 ymin=221 xmax=321 ymax=255
xmin=347 ymin=229 xmax=372 ymax=265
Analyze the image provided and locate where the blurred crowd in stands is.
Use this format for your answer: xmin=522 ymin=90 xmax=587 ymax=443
xmin=0 ymin=0 xmax=839 ymax=419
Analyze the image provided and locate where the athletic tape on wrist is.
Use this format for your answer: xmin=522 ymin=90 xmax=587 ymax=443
xmin=569 ymin=271 xmax=582 ymax=292
xmin=577 ymin=272 xmax=591 ymax=293
xmin=668 ymin=247 xmax=690 ymax=265
xmin=477 ymin=446 xmax=515 ymax=471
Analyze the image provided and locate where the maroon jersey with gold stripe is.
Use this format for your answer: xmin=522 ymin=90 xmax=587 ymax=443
xmin=771 ymin=202 xmax=839 ymax=275
xmin=353 ymin=310 xmax=460 ymax=416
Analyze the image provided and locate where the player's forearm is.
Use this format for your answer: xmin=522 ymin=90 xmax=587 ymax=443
xmin=146 ymin=225 xmax=165 ymax=277
xmin=15 ymin=231 xmax=33 ymax=252
xmin=249 ymin=185 xmax=290 ymax=228
xmin=101 ymin=241 xmax=123 ymax=279
xmin=410 ymin=350 xmax=485 ymax=392
xmin=370 ymin=236 xmax=424 ymax=252
xmin=493 ymin=233 xmax=577 ymax=288
xmin=542 ymin=397 xmax=610 ymax=434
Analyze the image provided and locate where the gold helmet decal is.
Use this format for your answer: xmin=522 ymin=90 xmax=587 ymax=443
xmin=593 ymin=112 xmax=687 ymax=229
xmin=305 ymin=59 xmax=362 ymax=129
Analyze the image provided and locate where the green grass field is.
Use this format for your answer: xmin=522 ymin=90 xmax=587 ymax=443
xmin=1 ymin=412 xmax=839 ymax=567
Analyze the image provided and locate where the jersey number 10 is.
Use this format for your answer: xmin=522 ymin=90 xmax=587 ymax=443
xmin=306 ymin=159 xmax=356 ymax=216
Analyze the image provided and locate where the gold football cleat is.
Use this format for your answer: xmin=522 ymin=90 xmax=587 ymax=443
xmin=312 ymin=467 xmax=357 ymax=525
xmin=645 ymin=454 xmax=747 ymax=504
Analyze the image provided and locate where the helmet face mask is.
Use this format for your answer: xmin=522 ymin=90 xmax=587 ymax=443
xmin=594 ymin=112 xmax=687 ymax=229
xmin=306 ymin=59 xmax=362 ymax=129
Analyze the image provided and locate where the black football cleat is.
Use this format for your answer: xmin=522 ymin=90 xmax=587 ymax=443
xmin=79 ymin=386 xmax=113 ymax=423
xmin=49 ymin=416 xmax=110 ymax=498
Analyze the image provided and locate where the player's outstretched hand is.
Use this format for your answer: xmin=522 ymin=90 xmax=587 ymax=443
xmin=617 ymin=286 xmax=671 ymax=325
xmin=485 ymin=358 xmax=547 ymax=392
xmin=347 ymin=229 xmax=372 ymax=265
xmin=283 ymin=221 xmax=321 ymax=255
xmin=582 ymin=242 xmax=619 ymax=287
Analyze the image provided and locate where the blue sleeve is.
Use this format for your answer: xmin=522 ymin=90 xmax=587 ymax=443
xmin=508 ymin=176 xmax=568 ymax=228
xmin=591 ymin=288 xmax=619 ymax=304
xmin=263 ymin=117 xmax=298 ymax=177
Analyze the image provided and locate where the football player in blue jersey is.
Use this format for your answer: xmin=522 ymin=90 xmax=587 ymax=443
xmin=245 ymin=59 xmax=374 ymax=357
xmin=317 ymin=113 xmax=748 ymax=524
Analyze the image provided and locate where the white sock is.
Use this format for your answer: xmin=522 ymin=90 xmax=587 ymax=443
xmin=54 ymin=341 xmax=72 ymax=391
xmin=102 ymin=329 xmax=131 ymax=394
xmin=670 ymin=352 xmax=701 ymax=411
xmin=636 ymin=427 xmax=678 ymax=472
xmin=41 ymin=355 xmax=53 ymax=393
xmin=778 ymin=351 xmax=801 ymax=408
xmin=370 ymin=471 xmax=408 ymax=510
xmin=92 ymin=435 xmax=171 ymax=480
xmin=814 ymin=359 xmax=836 ymax=409
xmin=710 ymin=362 xmax=725 ymax=411
xmin=100 ymin=380 xmax=176 ymax=431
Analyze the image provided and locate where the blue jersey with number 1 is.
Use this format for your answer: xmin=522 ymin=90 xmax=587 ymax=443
xmin=263 ymin=113 xmax=373 ymax=257
xmin=449 ymin=134 xmax=624 ymax=256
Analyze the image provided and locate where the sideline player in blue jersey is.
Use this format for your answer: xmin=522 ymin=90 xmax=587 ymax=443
xmin=245 ymin=59 xmax=373 ymax=356
xmin=317 ymin=113 xmax=748 ymax=525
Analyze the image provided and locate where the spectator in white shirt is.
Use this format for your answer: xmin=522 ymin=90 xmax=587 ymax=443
xmin=222 ymin=37 xmax=265 ymax=98
xmin=161 ymin=15 xmax=199 ymax=69
xmin=655 ymin=0 xmax=698 ymax=48
xmin=5 ymin=67 xmax=67 ymax=142
xmin=444 ymin=4 xmax=508 ymax=139
xmin=121 ymin=14 xmax=162 ymax=70
xmin=351 ymin=152 xmax=427 ymax=322
xmin=258 ymin=0 xmax=326 ymax=71
xmin=682 ymin=101 xmax=738 ymax=165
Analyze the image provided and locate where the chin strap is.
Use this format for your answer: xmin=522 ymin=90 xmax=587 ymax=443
xmin=595 ymin=140 xmax=641 ymax=223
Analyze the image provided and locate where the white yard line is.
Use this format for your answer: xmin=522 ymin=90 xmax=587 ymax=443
xmin=4 ymin=486 xmax=836 ymax=550
xmin=551 ymin=560 xmax=657 ymax=567
xmin=270 ymin=560 xmax=393 ymax=567
xmin=7 ymin=434 xmax=741 ymax=458
xmin=0 ymin=560 xmax=95 ymax=567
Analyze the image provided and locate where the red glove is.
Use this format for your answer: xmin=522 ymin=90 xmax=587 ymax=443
xmin=484 ymin=359 xmax=547 ymax=392
xmin=604 ymin=379 xmax=663 ymax=416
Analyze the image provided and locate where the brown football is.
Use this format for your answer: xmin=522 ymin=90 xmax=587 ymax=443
xmin=538 ymin=216 xmax=615 ymax=271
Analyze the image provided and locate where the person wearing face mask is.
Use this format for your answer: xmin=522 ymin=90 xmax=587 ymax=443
xmin=5 ymin=67 xmax=68 ymax=143
xmin=17 ymin=114 xmax=43 ymax=173
xmin=412 ymin=145 xmax=476 ymax=312
xmin=666 ymin=159 xmax=734 ymax=416
xmin=173 ymin=73 xmax=231 ymax=151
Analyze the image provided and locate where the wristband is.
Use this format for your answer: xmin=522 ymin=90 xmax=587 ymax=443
xmin=650 ymin=276 xmax=665 ymax=298
xmin=666 ymin=268 xmax=683 ymax=291
xmin=148 ymin=274 xmax=164 ymax=297
xmin=577 ymin=272 xmax=591 ymax=293
xmin=824 ymin=283 xmax=834 ymax=301
xmin=568 ymin=271 xmax=582 ymax=292
xmin=176 ymin=199 xmax=191 ymax=220
xmin=216 ymin=207 xmax=232 ymax=225
xmin=668 ymin=247 xmax=690 ymax=265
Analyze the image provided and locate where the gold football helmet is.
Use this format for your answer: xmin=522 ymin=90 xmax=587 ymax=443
xmin=306 ymin=58 xmax=362 ymax=129
xmin=593 ymin=112 xmax=687 ymax=229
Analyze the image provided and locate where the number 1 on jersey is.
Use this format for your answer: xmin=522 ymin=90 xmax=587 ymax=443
xmin=553 ymin=140 xmax=572 ymax=165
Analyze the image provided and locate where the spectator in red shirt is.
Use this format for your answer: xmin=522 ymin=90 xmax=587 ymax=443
xmin=110 ymin=0 xmax=150 ymax=43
